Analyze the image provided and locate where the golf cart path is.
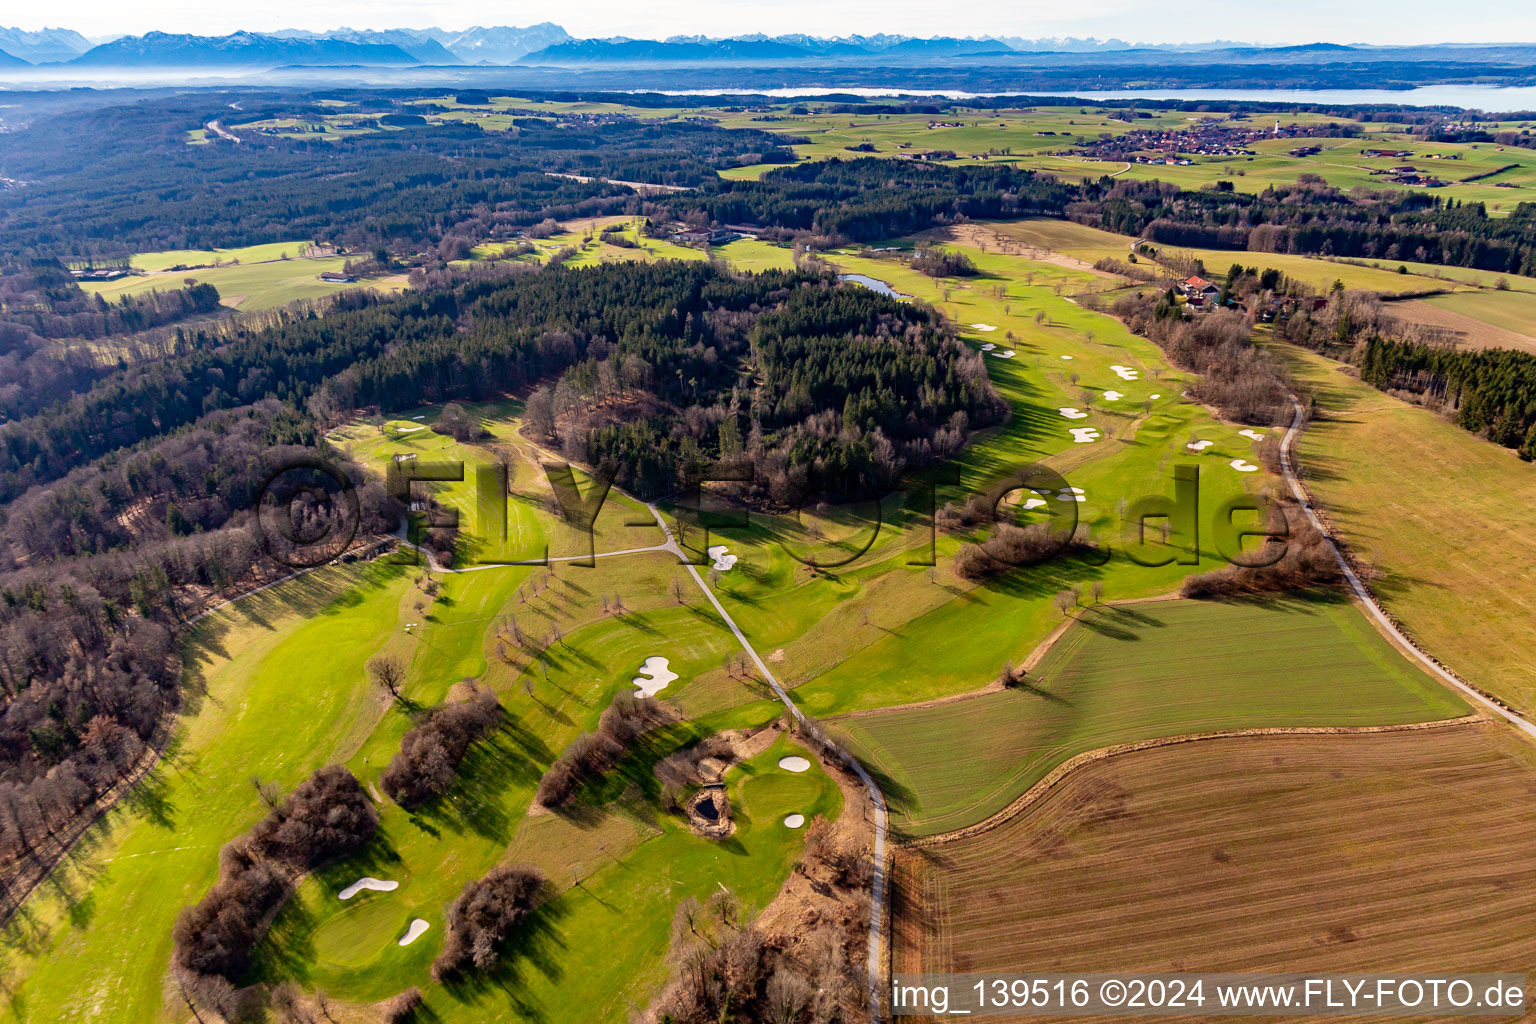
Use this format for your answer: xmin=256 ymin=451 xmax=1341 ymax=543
xmin=642 ymin=503 xmax=892 ymax=1023
xmin=1280 ymin=393 xmax=1536 ymax=743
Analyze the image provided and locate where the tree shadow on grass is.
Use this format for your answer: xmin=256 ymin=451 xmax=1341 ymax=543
xmin=437 ymin=893 xmax=572 ymax=1023
xmin=406 ymin=733 xmax=536 ymax=845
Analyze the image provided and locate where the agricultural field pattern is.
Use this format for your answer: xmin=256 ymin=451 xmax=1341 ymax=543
xmin=1 ymin=66 xmax=1536 ymax=1024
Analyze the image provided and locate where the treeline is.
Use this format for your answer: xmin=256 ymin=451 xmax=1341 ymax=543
xmin=1109 ymin=291 xmax=1293 ymax=426
xmin=536 ymin=693 xmax=671 ymax=808
xmin=0 ymin=402 xmax=399 ymax=887
xmin=173 ymin=766 xmax=376 ymax=1006
xmin=0 ymin=263 xmax=224 ymax=422
xmin=1 ymin=400 xmax=398 ymax=566
xmin=659 ymin=157 xmax=1077 ymax=244
xmin=1275 ymin=288 xmax=1536 ymax=458
xmin=524 ymin=267 xmax=1004 ymax=499
xmin=0 ymin=266 xmax=222 ymax=341
xmin=0 ymin=261 xmax=997 ymax=508
xmin=1359 ymin=337 xmax=1536 ymax=458
xmin=381 ymin=685 xmax=503 ymax=808
xmin=0 ymin=92 xmax=795 ymax=258
xmin=1074 ymin=177 xmax=1536 ymax=278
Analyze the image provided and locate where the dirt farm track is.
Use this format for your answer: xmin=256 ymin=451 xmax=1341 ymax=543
xmin=892 ymin=721 xmax=1536 ymax=1023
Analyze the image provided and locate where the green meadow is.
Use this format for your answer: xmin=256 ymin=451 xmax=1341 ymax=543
xmin=834 ymin=597 xmax=1468 ymax=837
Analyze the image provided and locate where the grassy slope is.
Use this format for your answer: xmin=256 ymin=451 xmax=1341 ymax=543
xmin=0 ymin=561 xmax=413 ymax=1023
xmin=835 ymin=597 xmax=1467 ymax=837
xmin=984 ymin=217 xmax=1475 ymax=295
xmin=1271 ymin=342 xmax=1536 ymax=712
xmin=753 ymin=242 xmax=1268 ymax=717
xmin=1423 ymin=288 xmax=1536 ymax=338
xmin=80 ymin=257 xmax=405 ymax=312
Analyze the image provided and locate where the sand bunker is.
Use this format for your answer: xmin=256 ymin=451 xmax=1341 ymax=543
xmin=778 ymin=756 xmax=811 ymax=773
xmin=1102 ymin=390 xmax=1124 ymax=401
xmin=1187 ymin=439 xmax=1214 ymax=451
xmin=1239 ymin=429 xmax=1267 ymax=442
xmin=1055 ymin=487 xmax=1086 ymax=502
xmin=632 ymin=656 xmax=678 ymax=698
xmin=1150 ymin=393 xmax=1162 ymax=399
xmin=339 ymin=877 xmax=398 ymax=900
xmin=1021 ymin=498 xmax=1048 ymax=511
xmin=411 ymin=415 xmax=425 ymax=420
xmin=1110 ymin=364 xmax=1140 ymax=381
xmin=989 ymin=349 xmax=1016 ymax=359
xmin=970 ymin=323 xmax=997 ymax=331
xmin=395 ymin=425 xmax=424 ymax=433
xmin=783 ymin=814 xmax=806 ymax=829
xmin=399 ymin=919 xmax=430 ymax=946
xmin=1060 ymin=354 xmax=1073 ymax=360
xmin=706 ymin=545 xmax=738 ymax=571
xmin=1230 ymin=459 xmax=1260 ymax=472
xmin=1069 ymin=427 xmax=1101 ymax=444
xmin=1059 ymin=407 xmax=1089 ymax=419
xmin=980 ymin=342 xmax=996 ymax=351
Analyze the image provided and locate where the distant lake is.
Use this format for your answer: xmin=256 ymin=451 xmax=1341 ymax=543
xmin=659 ymin=84 xmax=1536 ymax=112
xmin=838 ymin=273 xmax=910 ymax=298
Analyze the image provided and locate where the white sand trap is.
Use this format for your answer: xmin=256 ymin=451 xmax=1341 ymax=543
xmin=1230 ymin=459 xmax=1260 ymax=472
xmin=1021 ymin=498 xmax=1048 ymax=511
xmin=411 ymin=415 xmax=425 ymax=420
xmin=395 ymin=424 xmax=425 ymax=433
xmin=399 ymin=919 xmax=430 ymax=946
xmin=1069 ymin=427 xmax=1101 ymax=444
xmin=706 ymin=545 xmax=738 ymax=571
xmin=970 ymin=323 xmax=997 ymax=331
xmin=989 ymin=349 xmax=1016 ymax=359
xmin=1110 ymin=364 xmax=1140 ymax=381
xmin=1239 ymin=429 xmax=1267 ymax=442
xmin=1056 ymin=488 xmax=1086 ymax=502
xmin=1060 ymin=354 xmax=1073 ymax=360
xmin=783 ymin=814 xmax=806 ymax=829
xmin=339 ymin=877 xmax=398 ymax=900
xmin=980 ymin=342 xmax=996 ymax=351
xmin=1187 ymin=439 xmax=1214 ymax=451
xmin=778 ymin=756 xmax=811 ymax=773
xmin=1102 ymin=390 xmax=1124 ymax=401
xmin=1150 ymin=393 xmax=1162 ymax=399
xmin=1058 ymin=407 xmax=1089 ymax=419
xmin=632 ymin=656 xmax=678 ymax=698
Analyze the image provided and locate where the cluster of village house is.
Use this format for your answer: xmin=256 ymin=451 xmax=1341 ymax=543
xmin=1073 ymin=120 xmax=1346 ymax=164
xmin=1359 ymin=148 xmax=1459 ymax=187
xmin=1178 ymin=274 xmax=1327 ymax=322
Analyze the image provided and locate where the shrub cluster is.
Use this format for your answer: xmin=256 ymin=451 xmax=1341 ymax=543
xmin=172 ymin=766 xmax=377 ymax=983
xmin=535 ymin=693 xmax=669 ymax=808
xmin=430 ymin=865 xmax=545 ymax=981
xmin=1181 ymin=508 xmax=1342 ymax=597
xmin=381 ymin=685 xmax=503 ymax=808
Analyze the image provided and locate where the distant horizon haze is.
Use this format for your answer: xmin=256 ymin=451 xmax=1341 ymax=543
xmin=5 ymin=0 xmax=1536 ymax=51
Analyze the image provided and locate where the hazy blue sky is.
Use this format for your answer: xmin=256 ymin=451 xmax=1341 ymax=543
xmin=14 ymin=0 xmax=1536 ymax=46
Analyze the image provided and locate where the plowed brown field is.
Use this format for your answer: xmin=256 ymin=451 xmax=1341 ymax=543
xmin=892 ymin=722 xmax=1536 ymax=1022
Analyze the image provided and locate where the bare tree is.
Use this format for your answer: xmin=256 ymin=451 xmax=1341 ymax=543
xmin=1053 ymin=590 xmax=1076 ymax=617
xmin=670 ymin=578 xmax=686 ymax=605
xmin=251 ymin=775 xmax=282 ymax=809
xmin=368 ymin=654 xmax=406 ymax=701
xmin=1091 ymin=580 xmax=1105 ymax=604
